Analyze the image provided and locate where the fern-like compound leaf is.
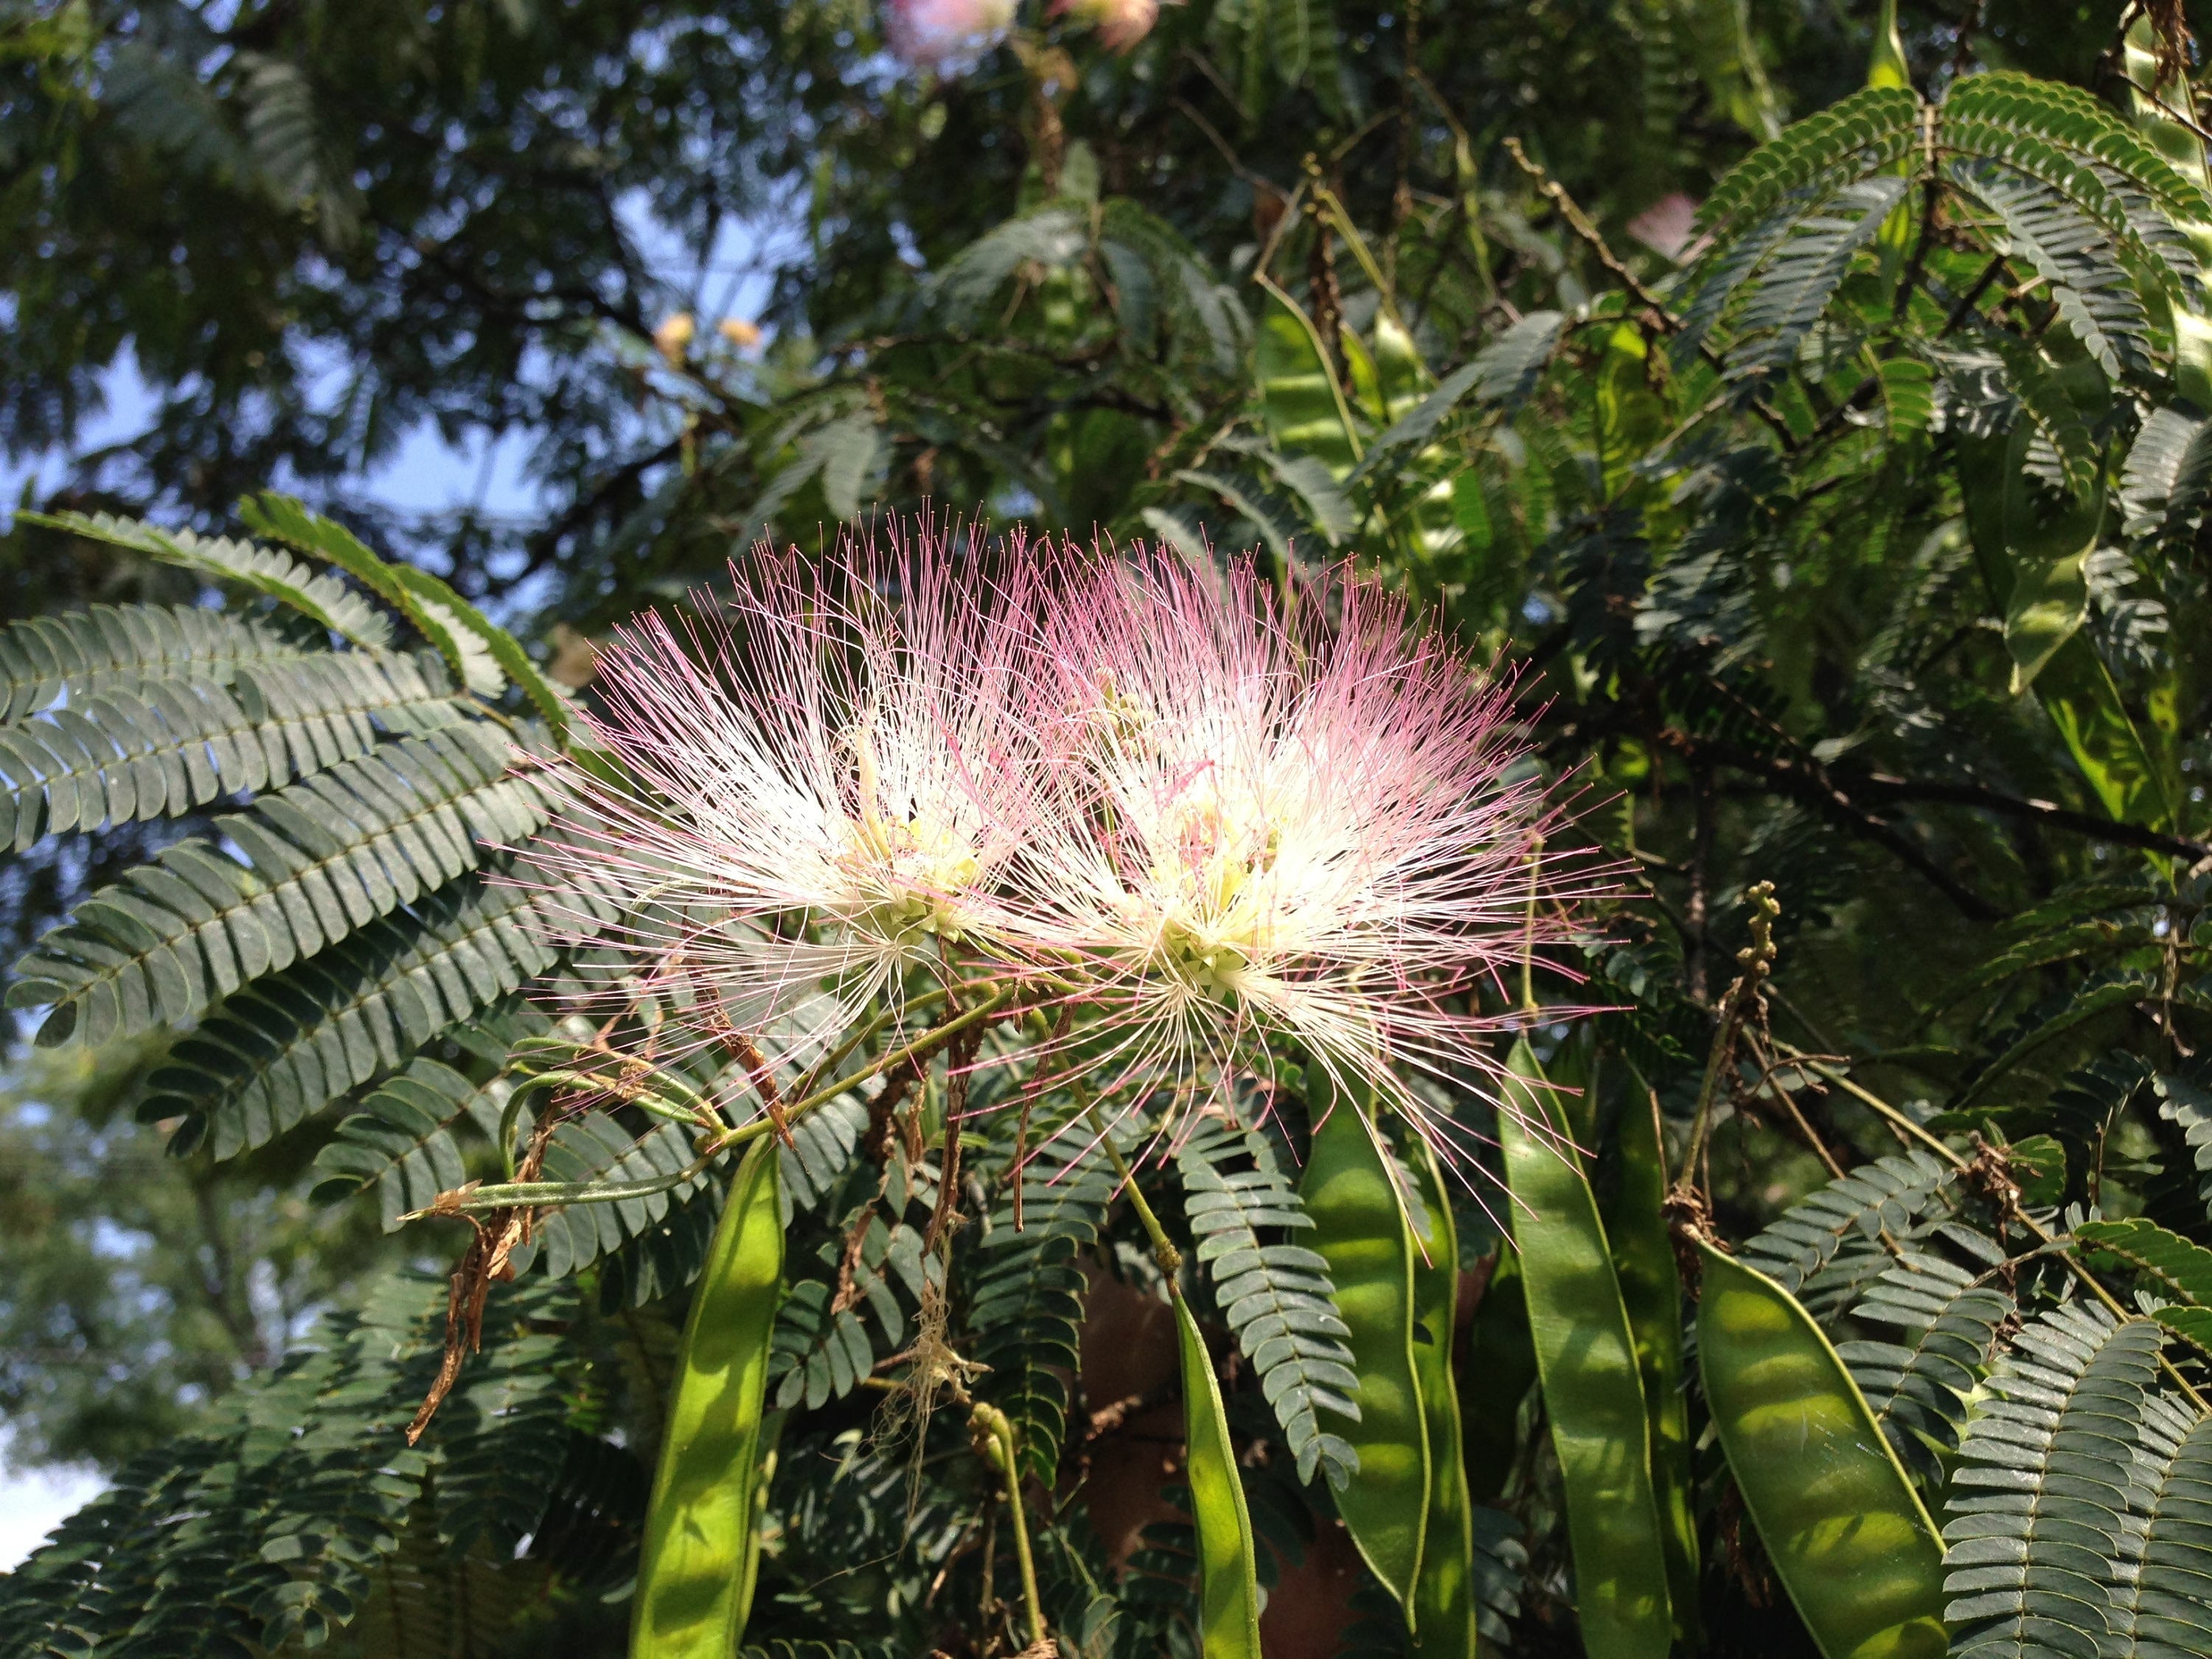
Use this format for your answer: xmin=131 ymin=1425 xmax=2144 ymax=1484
xmin=1175 ymin=1118 xmax=1360 ymax=1489
xmin=0 ymin=602 xmax=331 ymax=724
xmin=1836 ymin=1249 xmax=2014 ymax=1487
xmin=1942 ymin=1303 xmax=2168 ymax=1654
xmin=0 ymin=1272 xmax=574 ymax=1658
xmin=2120 ymin=406 xmax=2212 ymax=554
xmin=2154 ymin=1068 xmax=2212 ymax=1225
xmin=1738 ymin=1150 xmax=1958 ymax=1311
xmin=1725 ymin=175 xmax=1907 ymax=378
xmin=527 ymin=1115 xmax=720 ymax=1280
xmin=310 ymin=1010 xmax=544 ymax=1229
xmin=1097 ymin=196 xmax=1250 ymax=377
xmin=2073 ymin=1215 xmax=2212 ymax=1358
xmin=241 ymin=493 xmax=515 ymax=700
xmin=2103 ymin=1394 xmax=2212 ymax=1657
xmin=1941 ymin=73 xmax=2212 ymax=292
xmin=1464 ymin=310 xmax=1564 ymax=414
xmin=780 ymin=1093 xmax=873 ymax=1219
xmin=771 ymin=1217 xmax=933 ymax=1411
xmin=0 ymin=648 xmax=462 ymax=851
xmin=1959 ymin=164 xmax=2152 ymax=379
xmin=28 ymin=508 xmax=397 ymax=648
xmin=1695 ymin=83 xmax=1921 ymax=238
xmin=2075 ymin=1217 xmax=2212 ymax=1304
xmin=141 ymin=869 xmax=574 ymax=1158
xmin=10 ymin=725 xmax=550 ymax=1047
xmin=973 ymin=1107 xmax=1116 ymax=1482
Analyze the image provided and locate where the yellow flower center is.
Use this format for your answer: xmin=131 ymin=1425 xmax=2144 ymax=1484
xmin=1144 ymin=802 xmax=1281 ymax=998
xmin=838 ymin=726 xmax=983 ymax=946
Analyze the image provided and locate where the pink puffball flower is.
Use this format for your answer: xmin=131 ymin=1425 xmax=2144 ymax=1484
xmin=1051 ymin=0 xmax=1158 ymax=52
xmin=1007 ymin=552 xmax=1596 ymax=1164
xmin=888 ymin=0 xmax=1017 ymax=66
xmin=526 ymin=524 xmax=1041 ymax=1075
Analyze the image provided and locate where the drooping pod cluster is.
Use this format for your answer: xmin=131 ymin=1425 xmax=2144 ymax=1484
xmin=524 ymin=519 xmax=1601 ymax=1169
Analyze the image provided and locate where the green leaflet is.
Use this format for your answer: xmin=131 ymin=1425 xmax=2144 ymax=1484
xmin=1875 ymin=355 xmax=1934 ymax=436
xmin=734 ymin=1415 xmax=785 ymax=1627
xmin=1363 ymin=314 xmax=1467 ymax=576
xmin=381 ymin=561 xmax=575 ymax=748
xmin=1173 ymin=1284 xmax=1263 ymax=1659
xmin=2034 ymin=635 xmax=2171 ymax=830
xmin=1256 ymin=277 xmax=1361 ymax=479
xmin=1608 ymin=1085 xmax=1699 ymax=1644
xmin=1996 ymin=419 xmax=2101 ymax=697
xmin=1680 ymin=0 xmax=1780 ymax=142
xmin=1596 ymin=324 xmax=1667 ymax=497
xmin=2124 ymin=13 xmax=2212 ymax=406
xmin=633 ymin=1138 xmax=785 ymax=1659
xmin=1696 ymin=1243 xmax=1947 ymax=1659
xmin=1865 ymin=0 xmax=1907 ymax=91
xmin=241 ymin=494 xmax=510 ymax=700
xmin=1300 ymin=1084 xmax=1430 ymax=1612
xmin=1955 ymin=441 xmax=2171 ymax=828
xmin=23 ymin=509 xmax=397 ymax=650
xmin=1866 ymin=0 xmax=1913 ymax=285
xmin=1495 ymin=1039 xmax=1670 ymax=1659
xmin=1450 ymin=132 xmax=1496 ymax=307
xmin=1368 ymin=313 xmax=1429 ymax=423
xmin=1405 ymin=1135 xmax=1477 ymax=1659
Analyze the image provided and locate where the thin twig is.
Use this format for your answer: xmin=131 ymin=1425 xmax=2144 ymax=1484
xmin=1677 ymin=883 xmax=1780 ymax=1200
xmin=1500 ymin=138 xmax=1800 ymax=451
xmin=1771 ymin=1041 xmax=2209 ymax=1411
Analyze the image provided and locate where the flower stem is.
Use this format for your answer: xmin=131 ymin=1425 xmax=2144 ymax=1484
xmin=420 ymin=987 xmax=1016 ymax=1218
xmin=1677 ymin=881 xmax=1778 ymax=1203
xmin=1077 ymin=1085 xmax=1180 ymax=1276
xmin=793 ymin=972 xmax=1007 ymax=1105
xmin=1518 ymin=834 xmax=1545 ymax=1015
xmin=970 ymin=1402 xmax=1047 ymax=1649
xmin=773 ymin=980 xmax=1015 ymax=1129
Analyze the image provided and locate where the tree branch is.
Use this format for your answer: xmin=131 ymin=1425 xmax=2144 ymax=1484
xmin=1848 ymin=773 xmax=2211 ymax=863
xmin=1652 ymin=728 xmax=2001 ymax=921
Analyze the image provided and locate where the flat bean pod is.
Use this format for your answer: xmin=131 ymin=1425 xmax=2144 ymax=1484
xmin=1695 ymin=1242 xmax=1947 ymax=1659
xmin=1610 ymin=1080 xmax=1700 ymax=1641
xmin=1497 ymin=1038 xmax=1671 ymax=1659
xmin=1406 ymin=1135 xmax=1478 ymax=1659
xmin=1175 ymin=1285 xmax=1263 ymax=1659
xmin=632 ymin=1138 xmax=785 ymax=1659
xmin=1301 ymin=1084 xmax=1431 ymax=1613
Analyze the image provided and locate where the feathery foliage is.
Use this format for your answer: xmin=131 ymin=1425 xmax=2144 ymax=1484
xmin=1175 ymin=1116 xmax=1360 ymax=1489
xmin=13 ymin=9 xmax=2212 ymax=1657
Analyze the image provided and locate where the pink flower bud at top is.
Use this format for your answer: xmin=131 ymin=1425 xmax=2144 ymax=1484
xmin=888 ymin=0 xmax=1017 ymax=66
xmin=1051 ymin=0 xmax=1157 ymax=52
